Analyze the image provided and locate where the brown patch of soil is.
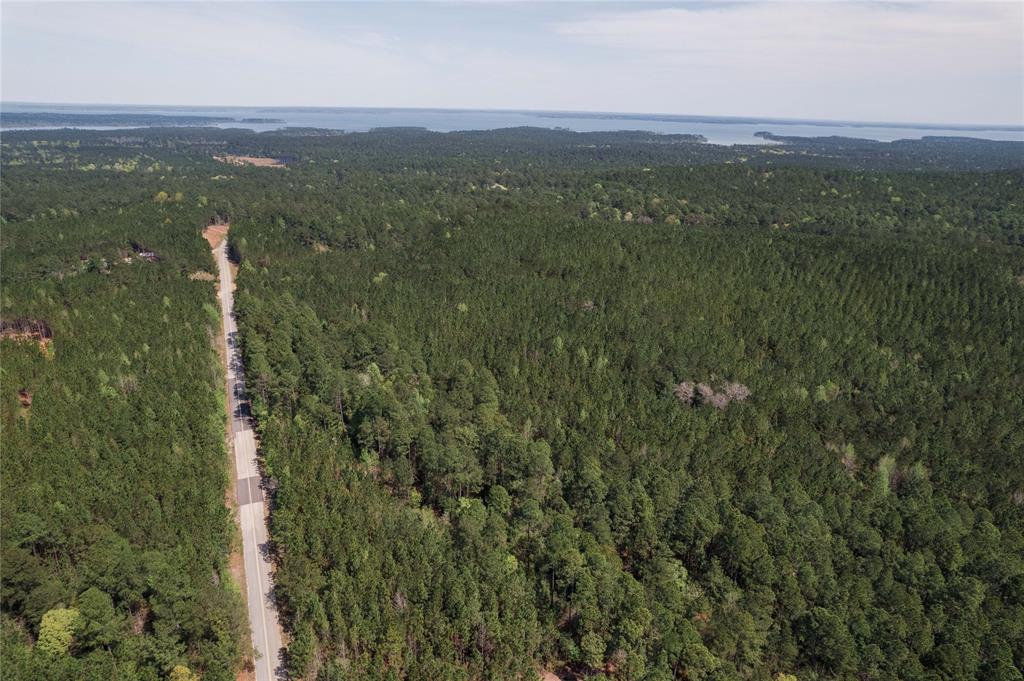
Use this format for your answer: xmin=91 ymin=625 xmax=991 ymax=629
xmin=190 ymin=271 xmax=217 ymax=282
xmin=203 ymin=222 xmax=230 ymax=249
xmin=129 ymin=606 xmax=150 ymax=635
xmin=237 ymin=661 xmax=255 ymax=681
xmin=1 ymin=318 xmax=53 ymax=356
xmin=214 ymin=155 xmax=287 ymax=168
xmin=17 ymin=388 xmax=33 ymax=419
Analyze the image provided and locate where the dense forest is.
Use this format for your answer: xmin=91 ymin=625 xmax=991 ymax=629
xmin=2 ymin=126 xmax=1023 ymax=681
xmin=0 ymin=145 xmax=248 ymax=679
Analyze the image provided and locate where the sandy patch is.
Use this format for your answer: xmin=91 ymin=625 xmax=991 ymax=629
xmin=203 ymin=223 xmax=230 ymax=249
xmin=214 ymin=155 xmax=287 ymax=168
xmin=189 ymin=271 xmax=217 ymax=282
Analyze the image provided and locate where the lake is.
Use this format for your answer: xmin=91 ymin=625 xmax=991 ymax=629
xmin=3 ymin=102 xmax=1022 ymax=146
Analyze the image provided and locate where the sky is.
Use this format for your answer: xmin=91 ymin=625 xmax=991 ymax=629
xmin=1 ymin=1 xmax=1022 ymax=126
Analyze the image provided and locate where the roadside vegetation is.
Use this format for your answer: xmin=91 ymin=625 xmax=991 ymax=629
xmin=1 ymin=172 xmax=247 ymax=680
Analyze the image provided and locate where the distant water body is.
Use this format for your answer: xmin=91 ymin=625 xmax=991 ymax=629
xmin=3 ymin=103 xmax=1022 ymax=145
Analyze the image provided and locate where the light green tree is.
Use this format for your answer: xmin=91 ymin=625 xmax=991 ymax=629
xmin=38 ymin=607 xmax=81 ymax=656
xmin=169 ymin=664 xmax=199 ymax=681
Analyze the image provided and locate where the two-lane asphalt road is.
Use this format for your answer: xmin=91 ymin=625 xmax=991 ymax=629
xmin=214 ymin=237 xmax=284 ymax=681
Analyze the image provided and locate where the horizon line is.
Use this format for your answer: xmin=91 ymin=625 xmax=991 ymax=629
xmin=4 ymin=100 xmax=1022 ymax=132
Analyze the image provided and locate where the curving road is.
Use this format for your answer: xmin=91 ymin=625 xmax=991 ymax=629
xmin=214 ymin=237 xmax=285 ymax=681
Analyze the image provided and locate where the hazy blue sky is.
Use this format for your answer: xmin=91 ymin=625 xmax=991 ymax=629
xmin=2 ymin=1 xmax=1021 ymax=125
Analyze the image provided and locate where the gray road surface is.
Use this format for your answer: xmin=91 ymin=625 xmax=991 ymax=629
xmin=214 ymin=238 xmax=285 ymax=681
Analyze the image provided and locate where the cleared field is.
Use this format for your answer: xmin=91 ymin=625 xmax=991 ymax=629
xmin=214 ymin=155 xmax=287 ymax=168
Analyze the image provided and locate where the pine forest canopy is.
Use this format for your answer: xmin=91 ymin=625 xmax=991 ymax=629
xmin=1 ymin=126 xmax=1022 ymax=681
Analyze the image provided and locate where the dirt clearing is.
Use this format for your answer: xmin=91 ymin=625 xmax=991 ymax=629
xmin=203 ymin=223 xmax=230 ymax=249
xmin=213 ymin=155 xmax=287 ymax=168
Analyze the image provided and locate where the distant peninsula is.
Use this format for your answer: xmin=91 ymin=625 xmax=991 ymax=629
xmin=0 ymin=112 xmax=285 ymax=128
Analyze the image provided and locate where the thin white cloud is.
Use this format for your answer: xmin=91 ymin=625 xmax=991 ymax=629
xmin=553 ymin=3 xmax=1019 ymax=66
xmin=2 ymin=3 xmax=403 ymax=70
xmin=1 ymin=2 xmax=423 ymax=106
xmin=1 ymin=1 xmax=1021 ymax=124
xmin=550 ymin=2 xmax=1023 ymax=123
